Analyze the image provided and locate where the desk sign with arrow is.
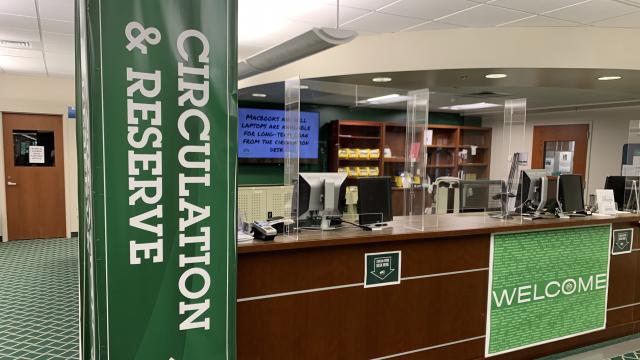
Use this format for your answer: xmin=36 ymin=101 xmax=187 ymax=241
xmin=364 ymin=251 xmax=402 ymax=288
xmin=612 ymin=228 xmax=634 ymax=255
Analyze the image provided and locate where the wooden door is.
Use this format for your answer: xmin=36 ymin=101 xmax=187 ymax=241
xmin=531 ymin=124 xmax=589 ymax=177
xmin=3 ymin=113 xmax=66 ymax=240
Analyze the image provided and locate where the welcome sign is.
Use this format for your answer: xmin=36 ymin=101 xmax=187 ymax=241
xmin=486 ymin=225 xmax=611 ymax=356
xmin=76 ymin=0 xmax=236 ymax=358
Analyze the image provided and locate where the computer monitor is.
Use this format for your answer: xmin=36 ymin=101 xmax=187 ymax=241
xmin=297 ymin=172 xmax=347 ymax=220
xmin=558 ymin=174 xmax=585 ymax=213
xmin=604 ymin=176 xmax=640 ymax=210
xmin=459 ymin=180 xmax=505 ymax=213
xmin=515 ymin=169 xmax=547 ymax=210
xmin=539 ymin=176 xmax=559 ymax=213
xmin=357 ymin=177 xmax=393 ymax=225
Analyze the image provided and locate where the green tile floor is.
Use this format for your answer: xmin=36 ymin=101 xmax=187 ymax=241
xmin=0 ymin=238 xmax=79 ymax=359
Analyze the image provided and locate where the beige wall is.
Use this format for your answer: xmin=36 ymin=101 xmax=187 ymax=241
xmin=240 ymin=27 xmax=640 ymax=89
xmin=485 ymin=106 xmax=640 ymax=198
xmin=0 ymin=73 xmax=77 ymax=240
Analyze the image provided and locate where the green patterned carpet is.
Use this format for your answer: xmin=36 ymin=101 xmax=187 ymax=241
xmin=612 ymin=351 xmax=640 ymax=360
xmin=0 ymin=238 xmax=79 ymax=359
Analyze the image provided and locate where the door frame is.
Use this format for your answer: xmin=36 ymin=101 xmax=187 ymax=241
xmin=0 ymin=111 xmax=76 ymax=241
xmin=528 ymin=120 xmax=593 ymax=199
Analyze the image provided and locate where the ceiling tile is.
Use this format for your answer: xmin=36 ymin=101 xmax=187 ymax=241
xmin=544 ymin=0 xmax=639 ymax=24
xmin=46 ymin=51 xmax=74 ymax=76
xmin=342 ymin=11 xmax=424 ymax=33
xmin=38 ymin=0 xmax=74 ymax=22
xmin=0 ymin=14 xmax=38 ymax=31
xmin=502 ymin=14 xmax=582 ymax=27
xmin=437 ymin=4 xmax=530 ymax=27
xmin=488 ymin=0 xmax=587 ymax=14
xmin=0 ymin=48 xmax=42 ymax=58
xmin=592 ymin=10 xmax=640 ymax=27
xmin=42 ymin=32 xmax=73 ymax=53
xmin=379 ymin=0 xmax=480 ymax=20
xmin=0 ymin=55 xmax=46 ymax=75
xmin=0 ymin=0 xmax=37 ymax=17
xmin=0 ymin=28 xmax=40 ymax=42
xmin=41 ymin=19 xmax=74 ymax=34
xmin=291 ymin=4 xmax=370 ymax=27
xmin=403 ymin=20 xmax=462 ymax=31
xmin=325 ymin=0 xmax=399 ymax=11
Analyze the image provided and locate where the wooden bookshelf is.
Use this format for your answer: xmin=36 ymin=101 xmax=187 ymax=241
xmin=328 ymin=120 xmax=384 ymax=181
xmin=380 ymin=123 xmax=492 ymax=181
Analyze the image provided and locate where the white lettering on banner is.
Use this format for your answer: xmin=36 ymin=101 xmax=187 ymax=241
xmin=176 ymin=29 xmax=212 ymax=331
xmin=127 ymin=67 xmax=164 ymax=265
xmin=492 ymin=273 xmax=608 ymax=308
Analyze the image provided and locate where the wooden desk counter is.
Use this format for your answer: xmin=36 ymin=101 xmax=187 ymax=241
xmin=237 ymin=214 xmax=640 ymax=359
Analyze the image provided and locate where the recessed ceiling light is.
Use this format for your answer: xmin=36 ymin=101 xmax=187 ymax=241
xmin=251 ymin=93 xmax=267 ymax=98
xmin=439 ymin=102 xmax=501 ymax=111
xmin=372 ymin=77 xmax=392 ymax=83
xmin=485 ymin=73 xmax=507 ymax=79
xmin=597 ymin=75 xmax=622 ymax=81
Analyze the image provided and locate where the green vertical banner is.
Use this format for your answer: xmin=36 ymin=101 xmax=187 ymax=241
xmin=76 ymin=0 xmax=237 ymax=359
xmin=486 ymin=225 xmax=611 ymax=357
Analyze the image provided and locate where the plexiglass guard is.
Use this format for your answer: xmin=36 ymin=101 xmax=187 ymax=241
xmin=403 ymin=89 xmax=430 ymax=231
xmin=623 ymin=120 xmax=640 ymax=212
xmin=499 ymin=98 xmax=527 ymax=223
xmin=283 ymin=77 xmax=301 ymax=239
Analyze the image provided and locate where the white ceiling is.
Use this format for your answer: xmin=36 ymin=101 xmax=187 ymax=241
xmin=1 ymin=0 xmax=640 ymax=78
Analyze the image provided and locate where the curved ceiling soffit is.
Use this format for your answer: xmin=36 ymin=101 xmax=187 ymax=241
xmin=239 ymin=27 xmax=640 ymax=89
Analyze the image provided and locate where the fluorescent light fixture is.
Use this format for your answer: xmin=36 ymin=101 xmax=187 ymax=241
xmin=0 ymin=40 xmax=31 ymax=48
xmin=439 ymin=102 xmax=501 ymax=111
xmin=251 ymin=93 xmax=267 ymax=98
xmin=358 ymin=94 xmax=409 ymax=105
xmin=299 ymin=85 xmax=309 ymax=90
xmin=238 ymin=27 xmax=357 ymax=79
xmin=485 ymin=73 xmax=507 ymax=79
xmin=597 ymin=75 xmax=622 ymax=81
xmin=372 ymin=77 xmax=392 ymax=83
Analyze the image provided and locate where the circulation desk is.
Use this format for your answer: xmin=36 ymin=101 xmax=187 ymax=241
xmin=237 ymin=213 xmax=640 ymax=359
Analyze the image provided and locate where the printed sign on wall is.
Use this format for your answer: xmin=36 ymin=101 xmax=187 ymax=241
xmin=76 ymin=0 xmax=237 ymax=358
xmin=486 ymin=225 xmax=611 ymax=357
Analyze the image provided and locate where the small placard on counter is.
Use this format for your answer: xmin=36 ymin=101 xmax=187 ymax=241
xmin=364 ymin=251 xmax=401 ymax=288
xmin=612 ymin=228 xmax=633 ymax=255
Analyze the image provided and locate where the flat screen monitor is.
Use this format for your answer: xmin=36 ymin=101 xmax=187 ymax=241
xmin=604 ymin=176 xmax=640 ymax=210
xmin=515 ymin=169 xmax=547 ymax=209
xmin=459 ymin=180 xmax=504 ymax=213
xmin=539 ymin=176 xmax=559 ymax=212
xmin=298 ymin=173 xmax=347 ymax=219
xmin=357 ymin=177 xmax=393 ymax=225
xmin=238 ymin=108 xmax=319 ymax=159
xmin=558 ymin=174 xmax=584 ymax=213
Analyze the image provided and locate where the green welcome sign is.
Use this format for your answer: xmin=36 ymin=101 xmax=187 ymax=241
xmin=75 ymin=0 xmax=237 ymax=358
xmin=486 ymin=225 xmax=612 ymax=356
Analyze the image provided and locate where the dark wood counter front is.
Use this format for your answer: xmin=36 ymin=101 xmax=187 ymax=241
xmin=237 ymin=214 xmax=640 ymax=359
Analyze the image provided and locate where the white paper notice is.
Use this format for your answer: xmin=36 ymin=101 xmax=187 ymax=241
xmin=28 ymin=146 xmax=45 ymax=164
xmin=596 ymin=189 xmax=617 ymax=215
xmin=424 ymin=130 xmax=433 ymax=146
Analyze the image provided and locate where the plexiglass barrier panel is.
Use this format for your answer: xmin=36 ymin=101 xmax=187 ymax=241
xmin=283 ymin=77 xmax=301 ymax=239
xmin=623 ymin=120 xmax=640 ymax=212
xmin=497 ymin=98 xmax=528 ymax=223
xmin=403 ymin=89 xmax=430 ymax=231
